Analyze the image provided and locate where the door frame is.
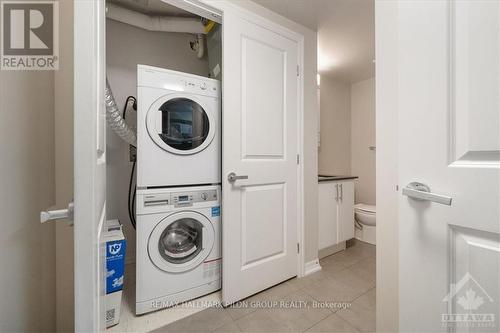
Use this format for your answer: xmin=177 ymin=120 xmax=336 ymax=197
xmin=199 ymin=0 xmax=306 ymax=278
xmin=74 ymin=0 xmax=107 ymax=331
xmin=375 ymin=0 xmax=400 ymax=331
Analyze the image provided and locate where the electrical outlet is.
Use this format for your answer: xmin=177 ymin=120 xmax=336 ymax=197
xmin=130 ymin=145 xmax=137 ymax=162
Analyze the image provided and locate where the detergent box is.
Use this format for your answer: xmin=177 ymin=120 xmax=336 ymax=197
xmin=103 ymin=219 xmax=126 ymax=328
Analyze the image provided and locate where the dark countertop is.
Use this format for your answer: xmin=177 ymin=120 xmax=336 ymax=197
xmin=318 ymin=174 xmax=359 ymax=182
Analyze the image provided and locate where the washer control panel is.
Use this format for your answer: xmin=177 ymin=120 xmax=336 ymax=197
xmin=143 ymin=190 xmax=218 ymax=207
xmin=172 ymin=189 xmax=218 ymax=207
xmin=138 ymin=186 xmax=220 ymax=214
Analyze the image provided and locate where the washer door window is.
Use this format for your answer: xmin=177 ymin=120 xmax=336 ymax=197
xmin=148 ymin=211 xmax=215 ymax=273
xmin=146 ymin=95 xmax=215 ymax=155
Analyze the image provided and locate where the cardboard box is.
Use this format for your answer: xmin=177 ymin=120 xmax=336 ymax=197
xmin=103 ymin=220 xmax=126 ymax=328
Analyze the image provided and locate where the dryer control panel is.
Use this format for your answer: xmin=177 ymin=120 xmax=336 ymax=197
xmin=138 ymin=64 xmax=220 ymax=98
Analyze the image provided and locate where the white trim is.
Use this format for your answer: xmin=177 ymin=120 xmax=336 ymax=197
xmin=162 ymin=0 xmax=222 ymax=23
xmin=74 ymin=0 xmax=106 ymax=331
xmin=304 ymin=259 xmax=322 ymax=276
xmin=297 ymin=36 xmax=306 ymax=278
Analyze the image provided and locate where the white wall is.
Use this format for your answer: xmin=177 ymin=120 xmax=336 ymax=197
xmin=351 ymin=77 xmax=376 ymax=205
xmin=106 ymin=19 xmax=210 ymax=263
xmin=318 ymin=76 xmax=376 ymax=206
xmin=0 ymin=66 xmax=56 ymax=332
xmin=318 ymin=76 xmax=351 ymax=175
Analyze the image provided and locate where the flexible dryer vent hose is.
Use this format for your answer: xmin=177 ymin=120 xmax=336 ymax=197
xmin=105 ymin=79 xmax=137 ymax=146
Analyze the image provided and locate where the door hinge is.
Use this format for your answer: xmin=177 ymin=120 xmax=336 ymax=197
xmin=297 ymin=243 xmax=300 ymax=253
xmin=296 ymin=154 xmax=300 ymax=165
xmin=297 ymin=65 xmax=300 ymax=77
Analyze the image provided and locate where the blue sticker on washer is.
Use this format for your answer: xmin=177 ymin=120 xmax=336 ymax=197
xmin=212 ymin=206 xmax=220 ymax=217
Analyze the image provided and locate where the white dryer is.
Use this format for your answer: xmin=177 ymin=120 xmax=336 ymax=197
xmin=137 ymin=65 xmax=221 ymax=187
xmin=136 ymin=185 xmax=221 ymax=315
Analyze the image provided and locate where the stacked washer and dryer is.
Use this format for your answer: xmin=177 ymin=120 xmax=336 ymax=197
xmin=135 ymin=65 xmax=222 ymax=315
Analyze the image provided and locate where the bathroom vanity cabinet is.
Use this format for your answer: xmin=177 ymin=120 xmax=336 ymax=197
xmin=318 ymin=177 xmax=356 ymax=252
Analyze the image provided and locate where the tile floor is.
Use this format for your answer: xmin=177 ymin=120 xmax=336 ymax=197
xmin=153 ymin=240 xmax=376 ymax=333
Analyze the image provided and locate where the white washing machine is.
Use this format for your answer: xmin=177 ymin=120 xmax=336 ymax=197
xmin=137 ymin=65 xmax=221 ymax=188
xmin=135 ymin=185 xmax=221 ymax=315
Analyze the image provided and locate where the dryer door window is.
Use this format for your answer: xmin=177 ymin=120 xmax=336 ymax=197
xmin=146 ymin=95 xmax=216 ymax=155
xmin=159 ymin=98 xmax=209 ymax=151
xmin=148 ymin=211 xmax=215 ymax=273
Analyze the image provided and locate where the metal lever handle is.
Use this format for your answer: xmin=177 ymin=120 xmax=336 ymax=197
xmin=41 ymin=202 xmax=74 ymax=223
xmin=227 ymin=172 xmax=248 ymax=183
xmin=402 ymin=182 xmax=452 ymax=206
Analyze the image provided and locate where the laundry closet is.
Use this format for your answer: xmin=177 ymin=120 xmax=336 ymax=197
xmin=105 ymin=0 xmax=225 ymax=327
xmin=73 ymin=0 xmax=313 ymax=330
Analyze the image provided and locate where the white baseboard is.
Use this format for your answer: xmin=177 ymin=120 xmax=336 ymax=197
xmin=304 ymin=259 xmax=322 ymax=276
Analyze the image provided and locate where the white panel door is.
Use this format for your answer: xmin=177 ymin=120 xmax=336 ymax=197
xmin=74 ymin=1 xmax=107 ymax=331
xmin=395 ymin=1 xmax=500 ymax=331
xmin=221 ymin=5 xmax=301 ymax=305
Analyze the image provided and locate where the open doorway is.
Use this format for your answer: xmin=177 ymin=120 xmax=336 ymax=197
xmin=312 ymin=0 xmax=376 ymax=331
xmin=105 ymin=0 xmax=223 ymax=330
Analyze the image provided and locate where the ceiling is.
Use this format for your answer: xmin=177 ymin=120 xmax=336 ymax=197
xmin=109 ymin=0 xmax=374 ymax=83
xmin=253 ymin=0 xmax=375 ymax=83
xmin=108 ymin=0 xmax=196 ymax=17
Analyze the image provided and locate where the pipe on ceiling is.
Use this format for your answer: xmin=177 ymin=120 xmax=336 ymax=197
xmin=106 ymin=3 xmax=206 ymax=34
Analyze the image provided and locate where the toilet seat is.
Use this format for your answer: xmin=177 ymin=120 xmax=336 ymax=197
xmin=355 ymin=204 xmax=376 ymax=214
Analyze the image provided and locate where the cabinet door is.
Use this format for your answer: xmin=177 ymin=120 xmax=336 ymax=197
xmin=337 ymin=181 xmax=355 ymax=243
xmin=318 ymin=183 xmax=338 ymax=249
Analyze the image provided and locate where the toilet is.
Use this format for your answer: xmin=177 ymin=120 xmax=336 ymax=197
xmin=354 ymin=204 xmax=376 ymax=245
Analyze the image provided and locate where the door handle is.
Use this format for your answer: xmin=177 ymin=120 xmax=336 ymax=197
xmin=227 ymin=172 xmax=248 ymax=183
xmin=402 ymin=182 xmax=452 ymax=206
xmin=40 ymin=201 xmax=74 ymax=224
xmin=340 ymin=184 xmax=343 ymax=201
